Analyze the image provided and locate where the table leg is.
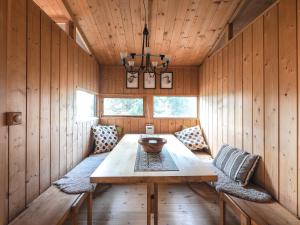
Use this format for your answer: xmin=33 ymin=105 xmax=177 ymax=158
xmin=147 ymin=183 xmax=158 ymax=225
xmin=153 ymin=183 xmax=158 ymax=225
xmin=147 ymin=184 xmax=152 ymax=225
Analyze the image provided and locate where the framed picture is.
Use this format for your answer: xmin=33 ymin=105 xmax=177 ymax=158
xmin=160 ymin=72 xmax=173 ymax=89
xmin=144 ymin=72 xmax=156 ymax=89
xmin=126 ymin=72 xmax=139 ymax=89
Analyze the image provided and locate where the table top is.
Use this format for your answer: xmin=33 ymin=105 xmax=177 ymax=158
xmin=90 ymin=134 xmax=217 ymax=184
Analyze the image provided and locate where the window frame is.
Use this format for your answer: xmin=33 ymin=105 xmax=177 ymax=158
xmin=102 ymin=96 xmax=145 ymax=118
xmin=152 ymin=95 xmax=198 ymax=119
xmin=75 ymin=88 xmax=98 ymax=122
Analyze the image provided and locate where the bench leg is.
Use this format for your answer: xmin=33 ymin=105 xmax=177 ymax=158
xmin=71 ymin=210 xmax=79 ymax=225
xmin=240 ymin=214 xmax=250 ymax=225
xmin=87 ymin=192 xmax=93 ymax=225
xmin=219 ymin=195 xmax=226 ymax=225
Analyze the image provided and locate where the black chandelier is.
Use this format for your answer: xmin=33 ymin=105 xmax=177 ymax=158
xmin=120 ymin=1 xmax=170 ymax=75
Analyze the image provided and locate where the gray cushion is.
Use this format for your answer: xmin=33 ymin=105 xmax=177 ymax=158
xmin=53 ymin=153 xmax=109 ymax=194
xmin=207 ymin=163 xmax=272 ymax=202
xmin=213 ymin=144 xmax=260 ymax=186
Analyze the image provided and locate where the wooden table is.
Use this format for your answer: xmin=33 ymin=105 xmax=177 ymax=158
xmin=90 ymin=134 xmax=217 ymax=225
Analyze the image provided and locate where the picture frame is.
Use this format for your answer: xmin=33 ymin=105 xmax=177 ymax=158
xmin=160 ymin=72 xmax=173 ymax=89
xmin=143 ymin=72 xmax=156 ymax=89
xmin=126 ymin=72 xmax=139 ymax=89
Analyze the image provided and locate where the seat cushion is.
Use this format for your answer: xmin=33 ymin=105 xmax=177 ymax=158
xmin=213 ymin=144 xmax=260 ymax=186
xmin=207 ymin=163 xmax=272 ymax=202
xmin=174 ymin=125 xmax=208 ymax=151
xmin=53 ymin=153 xmax=109 ymax=194
xmin=92 ymin=125 xmax=118 ymax=153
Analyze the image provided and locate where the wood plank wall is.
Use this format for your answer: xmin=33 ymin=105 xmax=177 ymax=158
xmin=199 ymin=0 xmax=300 ymax=217
xmin=99 ymin=66 xmax=199 ymax=134
xmin=0 ymin=0 xmax=8 ymax=224
xmin=0 ymin=0 xmax=100 ymax=223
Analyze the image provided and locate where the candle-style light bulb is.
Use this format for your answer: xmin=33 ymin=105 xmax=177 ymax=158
xmin=120 ymin=52 xmax=128 ymax=59
xmin=145 ymin=47 xmax=151 ymax=54
xmin=128 ymin=60 xmax=135 ymax=67
xmin=164 ymin=55 xmax=171 ymax=63
xmin=152 ymin=61 xmax=158 ymax=67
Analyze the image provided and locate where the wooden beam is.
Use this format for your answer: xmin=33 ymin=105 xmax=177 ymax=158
xmin=62 ymin=0 xmax=96 ymax=60
xmin=56 ymin=0 xmax=72 ymax=20
xmin=65 ymin=21 xmax=75 ymax=39
xmin=205 ymin=0 xmax=247 ymax=60
xmin=228 ymin=0 xmax=248 ymax=23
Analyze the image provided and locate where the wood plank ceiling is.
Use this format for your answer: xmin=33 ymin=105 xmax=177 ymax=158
xmin=34 ymin=0 xmax=242 ymax=66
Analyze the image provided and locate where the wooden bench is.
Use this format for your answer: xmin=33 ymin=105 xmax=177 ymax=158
xmin=219 ymin=192 xmax=300 ymax=225
xmin=9 ymin=186 xmax=93 ymax=225
xmin=192 ymin=150 xmax=299 ymax=225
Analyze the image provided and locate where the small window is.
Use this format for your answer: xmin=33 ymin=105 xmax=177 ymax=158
xmin=153 ymin=96 xmax=197 ymax=118
xmin=76 ymin=90 xmax=96 ymax=121
xmin=56 ymin=22 xmax=67 ymax=32
xmin=75 ymin=28 xmax=91 ymax=54
xmin=103 ymin=98 xmax=144 ymax=117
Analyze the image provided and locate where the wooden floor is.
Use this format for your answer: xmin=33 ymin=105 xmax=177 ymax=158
xmin=64 ymin=183 xmax=239 ymax=225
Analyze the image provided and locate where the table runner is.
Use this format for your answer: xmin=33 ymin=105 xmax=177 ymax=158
xmin=134 ymin=145 xmax=179 ymax=172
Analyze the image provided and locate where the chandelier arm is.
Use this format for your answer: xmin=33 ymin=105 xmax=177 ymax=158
xmin=120 ymin=0 xmax=171 ymax=74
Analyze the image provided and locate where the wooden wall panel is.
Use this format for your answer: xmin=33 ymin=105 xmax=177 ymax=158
xmin=99 ymin=66 xmax=199 ymax=134
xmin=198 ymin=0 xmax=300 ymax=217
xmin=7 ymin=0 xmax=27 ymax=219
xmin=40 ymin=12 xmax=51 ymax=193
xmin=0 ymin=0 xmax=100 ymax=221
xmin=222 ymin=47 xmax=228 ymax=145
xmin=227 ymin=41 xmax=235 ymax=147
xmin=242 ymin=26 xmax=253 ymax=154
xmin=264 ymin=4 xmax=279 ymax=201
xmin=26 ymin=0 xmax=41 ymax=204
xmin=59 ymin=31 xmax=68 ymax=177
xmin=234 ymin=35 xmax=243 ymax=149
xmin=66 ymin=38 xmax=74 ymax=171
xmin=209 ymin=58 xmax=213 ymax=151
xmin=297 ymin=0 xmax=300 ymax=216
xmin=217 ymin=52 xmax=223 ymax=148
xmin=212 ymin=56 xmax=218 ymax=155
xmin=252 ymin=17 xmax=265 ymax=187
xmin=73 ymin=45 xmax=79 ymax=165
xmin=50 ymin=23 xmax=60 ymax=183
xmin=0 ymin=0 xmax=8 ymax=224
xmin=278 ymin=0 xmax=298 ymax=214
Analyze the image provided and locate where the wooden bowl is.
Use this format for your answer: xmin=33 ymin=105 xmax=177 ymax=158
xmin=138 ymin=137 xmax=167 ymax=153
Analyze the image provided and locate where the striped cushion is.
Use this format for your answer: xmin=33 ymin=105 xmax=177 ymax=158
xmin=213 ymin=145 xmax=260 ymax=186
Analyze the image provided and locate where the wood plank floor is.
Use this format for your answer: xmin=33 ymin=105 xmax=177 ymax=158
xmin=64 ymin=183 xmax=239 ymax=225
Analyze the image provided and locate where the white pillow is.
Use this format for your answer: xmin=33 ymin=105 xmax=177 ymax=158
xmin=175 ymin=125 xmax=208 ymax=151
xmin=92 ymin=125 xmax=118 ymax=154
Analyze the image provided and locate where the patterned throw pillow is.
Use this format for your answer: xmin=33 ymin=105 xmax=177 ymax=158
xmin=213 ymin=144 xmax=260 ymax=186
xmin=92 ymin=125 xmax=118 ymax=154
xmin=174 ymin=125 xmax=208 ymax=151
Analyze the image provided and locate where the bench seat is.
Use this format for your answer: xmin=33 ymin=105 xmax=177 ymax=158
xmin=220 ymin=192 xmax=300 ymax=225
xmin=9 ymin=186 xmax=91 ymax=225
xmin=191 ymin=149 xmax=299 ymax=224
xmin=9 ymin=152 xmax=110 ymax=225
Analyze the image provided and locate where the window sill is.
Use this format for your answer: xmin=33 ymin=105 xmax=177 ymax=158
xmin=76 ymin=116 xmax=99 ymax=123
xmin=101 ymin=115 xmax=145 ymax=118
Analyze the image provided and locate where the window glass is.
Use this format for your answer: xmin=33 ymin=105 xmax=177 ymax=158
xmin=103 ymin=98 xmax=144 ymax=116
xmin=76 ymin=28 xmax=91 ymax=54
xmin=153 ymin=96 xmax=197 ymax=118
xmin=76 ymin=90 xmax=96 ymax=121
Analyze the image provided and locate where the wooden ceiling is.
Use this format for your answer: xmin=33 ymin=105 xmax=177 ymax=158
xmin=34 ymin=0 xmax=242 ymax=66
